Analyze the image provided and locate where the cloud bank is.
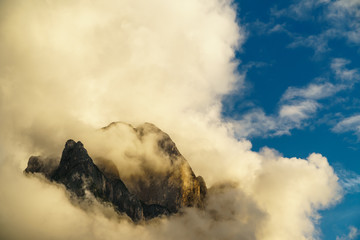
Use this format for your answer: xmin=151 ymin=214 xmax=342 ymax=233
xmin=0 ymin=1 xmax=341 ymax=240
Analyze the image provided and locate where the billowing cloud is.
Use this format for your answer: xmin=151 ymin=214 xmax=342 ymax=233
xmin=0 ymin=1 xmax=342 ymax=240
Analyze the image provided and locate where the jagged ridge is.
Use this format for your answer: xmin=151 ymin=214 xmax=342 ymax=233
xmin=26 ymin=140 xmax=169 ymax=221
xmin=24 ymin=122 xmax=207 ymax=221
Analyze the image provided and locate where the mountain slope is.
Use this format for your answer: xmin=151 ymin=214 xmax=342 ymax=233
xmin=24 ymin=122 xmax=207 ymax=221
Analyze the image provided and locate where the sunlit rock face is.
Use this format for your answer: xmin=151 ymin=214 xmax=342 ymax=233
xmin=103 ymin=122 xmax=207 ymax=213
xmin=24 ymin=122 xmax=207 ymax=221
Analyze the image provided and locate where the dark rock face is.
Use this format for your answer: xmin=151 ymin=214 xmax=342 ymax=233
xmin=25 ymin=156 xmax=58 ymax=178
xmin=51 ymin=140 xmax=146 ymax=221
xmin=24 ymin=122 xmax=207 ymax=222
xmin=26 ymin=140 xmax=169 ymax=221
xmin=51 ymin=140 xmax=108 ymax=199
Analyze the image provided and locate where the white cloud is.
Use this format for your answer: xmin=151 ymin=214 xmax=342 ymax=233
xmin=232 ymin=85 xmax=328 ymax=138
xmin=332 ymin=115 xmax=360 ymax=136
xmin=271 ymin=0 xmax=330 ymax=20
xmin=333 ymin=0 xmax=360 ymax=9
xmin=282 ymin=82 xmax=339 ymax=100
xmin=232 ymin=109 xmax=278 ymax=137
xmin=235 ymin=56 xmax=360 ymax=138
xmin=268 ymin=23 xmax=288 ymax=34
xmin=287 ymin=29 xmax=335 ymax=54
xmin=279 ymin=100 xmax=319 ymax=121
xmin=0 ymin=1 xmax=342 ymax=240
xmin=273 ymin=0 xmax=360 ymax=53
xmin=349 ymin=227 xmax=360 ymax=240
xmin=323 ymin=0 xmax=360 ymax=45
xmin=327 ymin=0 xmax=360 ymax=21
xmin=232 ymin=100 xmax=318 ymax=138
xmin=250 ymin=19 xmax=290 ymax=36
xmin=341 ymin=175 xmax=360 ymax=194
xmin=252 ymin=152 xmax=341 ymax=240
xmin=336 ymin=226 xmax=360 ymax=240
xmin=335 ymin=168 xmax=360 ymax=194
xmin=331 ymin=58 xmax=360 ymax=82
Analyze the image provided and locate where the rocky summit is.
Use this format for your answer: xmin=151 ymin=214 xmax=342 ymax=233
xmin=24 ymin=123 xmax=207 ymax=221
xmin=117 ymin=122 xmax=207 ymax=213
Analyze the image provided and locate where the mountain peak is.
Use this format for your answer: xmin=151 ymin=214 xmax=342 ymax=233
xmin=62 ymin=140 xmax=87 ymax=162
xmin=65 ymin=139 xmax=77 ymax=148
xmin=101 ymin=122 xmax=207 ymax=213
xmin=25 ymin=122 xmax=207 ymax=222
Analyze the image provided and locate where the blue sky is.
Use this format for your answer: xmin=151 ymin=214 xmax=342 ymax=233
xmin=223 ymin=0 xmax=360 ymax=239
